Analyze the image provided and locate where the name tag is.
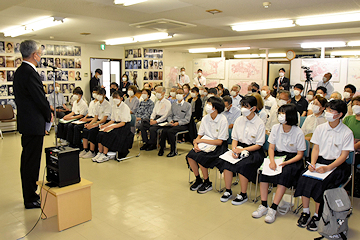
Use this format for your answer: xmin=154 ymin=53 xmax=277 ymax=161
xmin=289 ymin=144 xmax=294 ymax=147
xmin=251 ymin=136 xmax=256 ymax=138
xmin=216 ymin=129 xmax=218 ymax=132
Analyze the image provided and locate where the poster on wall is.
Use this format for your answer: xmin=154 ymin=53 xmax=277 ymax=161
xmin=228 ymin=59 xmax=263 ymax=80
xmin=193 ymin=57 xmax=225 ymax=79
xmin=164 ymin=66 xmax=179 ymax=88
xmin=300 ymin=59 xmax=341 ymax=82
xmin=347 ymin=59 xmax=360 ymax=86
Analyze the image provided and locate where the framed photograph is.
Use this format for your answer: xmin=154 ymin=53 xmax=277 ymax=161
xmin=154 ymin=71 xmax=158 ymax=80
xmin=41 ymin=44 xmax=46 ymax=55
xmin=0 ymin=99 xmax=6 ymax=105
xmin=137 ymin=60 xmax=141 ymax=69
xmin=159 ymin=71 xmax=163 ymax=80
xmin=68 ymin=71 xmax=75 ymax=81
xmin=75 ymin=58 xmax=81 ymax=68
xmin=62 ymin=83 xmax=69 ymax=94
xmin=158 ymin=49 xmax=163 ymax=58
xmin=0 ymin=56 xmax=5 ymax=67
xmin=143 ymin=60 xmax=148 ymax=69
xmin=6 ymin=99 xmax=16 ymax=110
xmin=125 ymin=50 xmax=129 ymax=59
xmin=133 ymin=49 xmax=138 ymax=58
xmin=39 ymin=58 xmax=46 ymax=68
xmin=149 ymin=71 xmax=153 ymax=80
xmin=69 ymin=83 xmax=75 ymax=93
xmin=54 ymin=58 xmax=61 ymax=68
xmin=159 ymin=60 xmax=163 ymax=70
xmin=55 ymin=71 xmax=61 ymax=81
xmin=14 ymin=43 xmax=21 ymax=54
xmin=144 ymin=48 xmax=148 ymax=58
xmin=48 ymin=84 xmax=54 ymax=94
xmin=6 ymin=56 xmax=15 ymax=67
xmin=39 ymin=70 xmax=46 ymax=81
xmin=60 ymin=45 xmax=67 ymax=56
xmin=153 ymin=60 xmax=158 ymax=69
xmin=128 ymin=49 xmax=133 ymax=58
xmin=129 ymin=60 xmax=133 ymax=69
xmin=74 ymin=46 xmax=81 ymax=56
xmin=46 ymin=44 xmax=54 ymax=55
xmin=0 ymin=41 xmax=4 ymax=53
xmin=149 ymin=60 xmax=153 ymax=69
xmin=47 ymin=58 xmax=54 ymax=66
xmin=64 ymin=95 xmax=69 ymax=103
xmin=137 ymin=48 xmax=142 ymax=58
xmin=5 ymin=42 xmax=14 ymax=54
xmin=67 ymin=46 xmax=74 ymax=56
xmin=125 ymin=61 xmax=129 ymax=69
xmin=0 ymin=71 xmax=6 ymax=82
xmin=47 ymin=71 xmax=54 ymax=81
xmin=68 ymin=59 xmax=75 ymax=68
xmin=7 ymin=70 xmax=15 ymax=81
xmin=7 ymin=85 xmax=14 ymax=96
xmin=15 ymin=57 xmax=22 ymax=68
xmin=62 ymin=71 xmax=68 ymax=81
xmin=75 ymin=71 xmax=81 ymax=81
xmin=143 ymin=71 xmax=148 ymax=80
xmin=61 ymin=58 xmax=68 ymax=68
xmin=54 ymin=45 xmax=60 ymax=55
xmin=133 ymin=60 xmax=138 ymax=69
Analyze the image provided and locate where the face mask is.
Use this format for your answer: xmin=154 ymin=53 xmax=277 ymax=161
xmin=260 ymin=90 xmax=267 ymax=98
xmin=203 ymin=92 xmax=208 ymax=96
xmin=343 ymin=92 xmax=351 ymax=99
xmin=113 ymin=99 xmax=121 ymax=105
xmin=316 ymin=93 xmax=324 ymax=98
xmin=352 ymin=105 xmax=360 ymax=115
xmin=322 ymin=77 xmax=327 ymax=82
xmin=207 ymin=94 xmax=214 ymax=98
xmin=277 ymin=99 xmax=287 ymax=107
xmin=170 ymin=92 xmax=176 ymax=97
xmin=128 ymin=90 xmax=134 ymax=97
xmin=97 ymin=95 xmax=103 ymax=101
xmin=225 ymin=107 xmax=230 ymax=112
xmin=110 ymin=88 xmax=116 ymax=95
xmin=278 ymin=114 xmax=286 ymax=124
xmin=230 ymin=91 xmax=237 ymax=97
xmin=241 ymin=107 xmax=251 ymax=117
xmin=72 ymin=95 xmax=79 ymax=101
xmin=306 ymin=94 xmax=313 ymax=101
xmin=92 ymin=93 xmax=98 ymax=99
xmin=279 ymin=72 xmax=285 ymax=77
xmin=312 ymin=105 xmax=320 ymax=114
xmin=181 ymin=71 xmax=185 ymax=76
xmin=325 ymin=111 xmax=338 ymax=122
xmin=190 ymin=92 xmax=197 ymax=98
xmin=176 ymin=94 xmax=184 ymax=101
xmin=199 ymin=90 xmax=204 ymax=95
xmin=205 ymin=104 xmax=214 ymax=114
xmin=156 ymin=92 xmax=163 ymax=99
xmin=55 ymin=87 xmax=60 ymax=92
xmin=141 ymin=94 xmax=148 ymax=100
xmin=198 ymin=72 xmax=202 ymax=77
xmin=294 ymin=90 xmax=301 ymax=96
xmin=122 ymin=77 xmax=127 ymax=81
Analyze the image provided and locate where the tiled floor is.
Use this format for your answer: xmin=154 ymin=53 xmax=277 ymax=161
xmin=1 ymin=131 xmax=359 ymax=239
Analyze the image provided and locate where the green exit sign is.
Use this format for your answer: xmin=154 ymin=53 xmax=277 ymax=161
xmin=100 ymin=44 xmax=105 ymax=50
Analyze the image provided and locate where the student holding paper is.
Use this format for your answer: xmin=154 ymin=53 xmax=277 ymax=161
xmin=93 ymin=91 xmax=132 ymax=163
xmin=186 ymin=97 xmax=229 ymax=194
xmin=253 ymin=104 xmax=305 ymax=224
xmin=219 ymin=96 xmax=265 ymax=205
xmin=295 ymin=100 xmax=354 ymax=231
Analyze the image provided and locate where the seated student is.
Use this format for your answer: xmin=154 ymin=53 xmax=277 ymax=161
xmin=219 ymin=96 xmax=265 ymax=204
xmin=168 ymin=87 xmax=177 ymax=104
xmin=343 ymin=96 xmax=360 ymax=152
xmin=187 ymin=96 xmax=229 ymax=193
xmin=343 ymin=84 xmax=356 ymax=117
xmin=295 ymin=100 xmax=354 ymax=231
xmin=307 ymin=86 xmax=327 ymax=116
xmin=48 ymin=82 xmax=70 ymax=119
xmin=135 ymin=89 xmax=155 ymax=129
xmin=81 ymin=88 xmax=111 ymax=159
xmin=230 ymin=85 xmax=243 ymax=108
xmin=93 ymin=91 xmax=132 ymax=163
xmin=253 ymin=104 xmax=305 ymax=224
xmin=301 ymin=95 xmax=327 ymax=141
xmin=261 ymin=85 xmax=277 ymax=117
xmin=291 ymin=83 xmax=308 ymax=116
xmin=125 ymin=85 xmax=140 ymax=114
xmin=158 ymin=88 xmax=192 ymax=157
xmin=138 ymin=86 xmax=171 ymax=151
xmin=306 ymin=90 xmax=315 ymax=103
xmin=217 ymin=83 xmax=230 ymax=98
xmin=222 ymin=96 xmax=242 ymax=143
xmin=109 ymin=82 xmax=119 ymax=106
xmin=251 ymin=92 xmax=267 ymax=124
xmin=57 ymin=87 xmax=88 ymax=145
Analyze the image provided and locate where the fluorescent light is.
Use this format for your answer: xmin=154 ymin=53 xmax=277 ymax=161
xmin=301 ymin=41 xmax=346 ymax=48
xmin=234 ymin=54 xmax=260 ymax=58
xmin=133 ymin=32 xmax=172 ymax=42
xmin=348 ymin=41 xmax=360 ymax=46
xmin=296 ymin=11 xmax=360 ymax=26
xmin=331 ymin=51 xmax=360 ymax=56
xmin=231 ymin=19 xmax=294 ymax=31
xmin=2 ymin=16 xmax=65 ymax=37
xmin=114 ymin=0 xmax=148 ymax=6
xmin=189 ymin=48 xmax=217 ymax=53
xmin=217 ymin=47 xmax=250 ymax=51
xmin=260 ymin=53 xmax=286 ymax=57
xmin=105 ymin=37 xmax=134 ymax=45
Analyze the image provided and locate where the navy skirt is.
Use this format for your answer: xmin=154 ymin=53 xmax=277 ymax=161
xmin=99 ymin=122 xmax=133 ymax=154
xmin=294 ymin=156 xmax=350 ymax=203
xmin=220 ymin=142 xmax=265 ymax=183
xmin=260 ymin=151 xmax=303 ymax=189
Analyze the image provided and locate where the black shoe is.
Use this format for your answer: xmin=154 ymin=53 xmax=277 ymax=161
xmin=197 ymin=181 xmax=213 ymax=194
xmin=297 ymin=212 xmax=311 ymax=228
xmin=145 ymin=144 xmax=157 ymax=151
xmin=140 ymin=144 xmax=148 ymax=150
xmin=158 ymin=148 xmax=164 ymax=156
xmin=306 ymin=215 xmax=320 ymax=231
xmin=166 ymin=151 xmax=177 ymax=157
xmin=24 ymin=200 xmax=41 ymax=209
xmin=190 ymin=179 xmax=203 ymax=191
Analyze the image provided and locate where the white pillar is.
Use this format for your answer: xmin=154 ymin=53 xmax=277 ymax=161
xmin=221 ymin=51 xmax=225 ymax=58
xmin=321 ymin=47 xmax=325 ymax=59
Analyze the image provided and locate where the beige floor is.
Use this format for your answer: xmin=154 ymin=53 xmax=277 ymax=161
xmin=1 ymin=131 xmax=360 ymax=240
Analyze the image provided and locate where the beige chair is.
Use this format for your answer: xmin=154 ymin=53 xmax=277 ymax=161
xmin=0 ymin=104 xmax=17 ymax=139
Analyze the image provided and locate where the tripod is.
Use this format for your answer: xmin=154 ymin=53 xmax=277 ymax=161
xmin=303 ymin=79 xmax=312 ymax=97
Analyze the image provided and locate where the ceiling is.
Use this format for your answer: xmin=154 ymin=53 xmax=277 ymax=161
xmin=1 ymin=0 xmax=360 ymax=55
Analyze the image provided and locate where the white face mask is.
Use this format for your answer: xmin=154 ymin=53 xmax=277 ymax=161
xmin=278 ymin=114 xmax=286 ymax=124
xmin=170 ymin=92 xmax=176 ymax=97
xmin=277 ymin=99 xmax=287 ymax=108
xmin=316 ymin=93 xmax=324 ymax=98
xmin=279 ymin=72 xmax=285 ymax=77
xmin=198 ymin=72 xmax=202 ymax=77
xmin=128 ymin=90 xmax=134 ymax=97
xmin=113 ymin=99 xmax=121 ymax=105
xmin=205 ymin=104 xmax=214 ymax=114
xmin=97 ymin=95 xmax=103 ymax=101
xmin=352 ymin=105 xmax=360 ymax=115
xmin=260 ymin=90 xmax=267 ymax=98
xmin=207 ymin=94 xmax=215 ymax=98
xmin=343 ymin=92 xmax=351 ymax=99
xmin=312 ymin=105 xmax=320 ymax=114
xmin=92 ymin=93 xmax=98 ymax=99
xmin=199 ymin=90 xmax=204 ymax=95
xmin=225 ymin=106 xmax=230 ymax=112
xmin=181 ymin=71 xmax=185 ymax=76
xmin=122 ymin=77 xmax=127 ymax=81
xmin=325 ymin=111 xmax=338 ymax=122
xmin=190 ymin=92 xmax=197 ymax=98
xmin=294 ymin=90 xmax=301 ymax=96
xmin=156 ymin=92 xmax=163 ymax=99
xmin=203 ymin=92 xmax=208 ymax=96
xmin=55 ymin=86 xmax=60 ymax=92
xmin=241 ymin=107 xmax=251 ymax=117
xmin=306 ymin=94 xmax=313 ymax=101
xmin=230 ymin=91 xmax=237 ymax=97
xmin=72 ymin=95 xmax=79 ymax=101
xmin=141 ymin=94 xmax=148 ymax=100
xmin=176 ymin=94 xmax=184 ymax=101
xmin=322 ymin=76 xmax=328 ymax=82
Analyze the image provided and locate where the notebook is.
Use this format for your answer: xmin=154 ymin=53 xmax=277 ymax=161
xmin=302 ymin=163 xmax=336 ymax=181
xmin=219 ymin=150 xmax=241 ymax=164
xmin=260 ymin=156 xmax=286 ymax=176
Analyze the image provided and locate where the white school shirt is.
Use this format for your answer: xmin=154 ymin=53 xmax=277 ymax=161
xmin=150 ymin=97 xmax=171 ymax=123
xmin=301 ymin=113 xmax=327 ymax=136
xmin=177 ymin=74 xmax=190 ymax=86
xmin=263 ymin=95 xmax=276 ymax=115
xmin=111 ymin=101 xmax=131 ymax=123
xmin=269 ymin=124 xmax=306 ymax=153
xmin=232 ymin=114 xmax=265 ymax=146
xmin=72 ymin=98 xmax=88 ymax=116
xmin=95 ymin=100 xmax=111 ymax=120
xmin=87 ymin=100 xmax=97 ymax=117
xmin=193 ymin=76 xmax=206 ymax=87
xmin=257 ymin=109 xmax=267 ymax=124
xmin=307 ymin=101 xmax=314 ymax=110
xmin=311 ymin=122 xmax=354 ymax=160
xmin=231 ymin=95 xmax=242 ymax=108
xmin=198 ymin=114 xmax=229 ymax=141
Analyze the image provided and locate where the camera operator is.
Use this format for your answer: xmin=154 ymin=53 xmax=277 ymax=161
xmin=272 ymin=68 xmax=290 ymax=95
xmin=316 ymin=72 xmax=333 ymax=99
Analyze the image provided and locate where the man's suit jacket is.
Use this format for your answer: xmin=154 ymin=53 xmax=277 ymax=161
xmin=273 ymin=76 xmax=290 ymax=91
xmin=13 ymin=62 xmax=51 ymax=136
xmin=90 ymin=76 xmax=99 ymax=97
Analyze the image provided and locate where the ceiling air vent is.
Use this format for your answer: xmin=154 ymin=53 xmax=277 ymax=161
xmin=129 ymin=18 xmax=196 ymax=31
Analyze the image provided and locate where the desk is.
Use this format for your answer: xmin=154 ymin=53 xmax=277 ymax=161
xmin=37 ymin=178 xmax=93 ymax=231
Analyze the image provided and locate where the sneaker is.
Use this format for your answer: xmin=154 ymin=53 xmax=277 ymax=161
xmin=197 ymin=181 xmax=212 ymax=194
xmin=82 ymin=151 xmax=95 ymax=159
xmin=220 ymin=191 xmax=232 ymax=202
xmin=297 ymin=212 xmax=311 ymax=228
xmin=264 ymin=208 xmax=277 ymax=224
xmin=231 ymin=194 xmax=248 ymax=205
xmin=79 ymin=150 xmax=87 ymax=158
xmin=190 ymin=179 xmax=203 ymax=191
xmin=97 ymin=154 xmax=110 ymax=163
xmin=92 ymin=152 xmax=103 ymax=162
xmin=306 ymin=216 xmax=319 ymax=231
xmin=60 ymin=140 xmax=69 ymax=146
xmin=252 ymin=205 xmax=268 ymax=218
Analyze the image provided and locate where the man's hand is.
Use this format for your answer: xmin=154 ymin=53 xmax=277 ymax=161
xmin=150 ymin=120 xmax=157 ymax=125
xmin=171 ymin=122 xmax=179 ymax=127
xmin=136 ymin=117 xmax=141 ymax=121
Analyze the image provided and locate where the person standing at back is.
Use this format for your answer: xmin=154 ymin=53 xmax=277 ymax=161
xmin=13 ymin=40 xmax=51 ymax=209
xmin=316 ymin=72 xmax=334 ymax=99
xmin=90 ymin=68 xmax=102 ymax=99
xmin=273 ymin=68 xmax=290 ymax=95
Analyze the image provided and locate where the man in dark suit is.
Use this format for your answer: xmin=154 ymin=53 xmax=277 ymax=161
xmin=273 ymin=68 xmax=290 ymax=95
xmin=13 ymin=40 xmax=51 ymax=209
xmin=89 ymin=68 xmax=102 ymax=99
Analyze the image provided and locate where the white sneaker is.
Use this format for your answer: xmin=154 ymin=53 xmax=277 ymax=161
xmin=252 ymin=205 xmax=268 ymax=218
xmin=92 ymin=152 xmax=103 ymax=162
xmin=264 ymin=208 xmax=277 ymax=223
xmin=60 ymin=140 xmax=69 ymax=146
xmin=82 ymin=151 xmax=95 ymax=159
xmin=79 ymin=150 xmax=87 ymax=158
xmin=96 ymin=154 xmax=110 ymax=163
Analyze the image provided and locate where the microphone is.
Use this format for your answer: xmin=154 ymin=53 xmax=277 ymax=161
xmin=43 ymin=62 xmax=58 ymax=70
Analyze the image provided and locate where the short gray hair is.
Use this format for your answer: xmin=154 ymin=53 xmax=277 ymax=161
xmin=20 ymin=40 xmax=40 ymax=58
xmin=156 ymin=85 xmax=166 ymax=93
xmin=232 ymin=85 xmax=240 ymax=92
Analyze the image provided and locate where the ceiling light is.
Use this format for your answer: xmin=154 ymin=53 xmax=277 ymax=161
xmin=189 ymin=48 xmax=217 ymax=53
xmin=296 ymin=11 xmax=360 ymax=26
xmin=105 ymin=37 xmax=134 ymax=45
xmin=331 ymin=51 xmax=360 ymax=56
xmin=133 ymin=32 xmax=172 ymax=42
xmin=2 ymin=16 xmax=65 ymax=37
xmin=348 ymin=41 xmax=360 ymax=46
xmin=301 ymin=41 xmax=346 ymax=48
xmin=217 ymin=47 xmax=250 ymax=51
xmin=114 ymin=0 xmax=148 ymax=6
xmin=263 ymin=2 xmax=271 ymax=8
xmin=234 ymin=54 xmax=260 ymax=58
xmin=260 ymin=53 xmax=286 ymax=57
xmin=206 ymin=9 xmax=222 ymax=14
xmin=231 ymin=19 xmax=294 ymax=31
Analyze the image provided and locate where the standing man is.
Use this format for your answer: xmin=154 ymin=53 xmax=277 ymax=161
xmin=90 ymin=68 xmax=102 ymax=99
xmin=194 ymin=69 xmax=206 ymax=87
xmin=13 ymin=40 xmax=51 ymax=209
xmin=177 ymin=67 xmax=190 ymax=88
xmin=273 ymin=68 xmax=290 ymax=95
xmin=316 ymin=72 xmax=334 ymax=99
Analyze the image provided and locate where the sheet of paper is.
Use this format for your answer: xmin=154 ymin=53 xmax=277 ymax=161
xmin=59 ymin=118 xmax=76 ymax=124
xmin=220 ymin=150 xmax=241 ymax=164
xmin=197 ymin=135 xmax=216 ymax=150
xmin=261 ymin=156 xmax=286 ymax=176
xmin=302 ymin=163 xmax=336 ymax=181
xmin=72 ymin=120 xmax=86 ymax=125
xmin=158 ymin=122 xmax=172 ymax=127
xmin=99 ymin=123 xmax=117 ymax=132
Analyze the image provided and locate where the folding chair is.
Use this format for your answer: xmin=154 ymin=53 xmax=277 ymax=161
xmin=175 ymin=130 xmax=189 ymax=155
xmin=0 ymin=104 xmax=17 ymax=139
xmin=341 ymin=151 xmax=355 ymax=205
xmin=299 ymin=116 xmax=306 ymax=128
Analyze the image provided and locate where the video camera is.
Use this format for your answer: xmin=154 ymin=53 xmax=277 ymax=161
xmin=301 ymin=66 xmax=313 ymax=82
